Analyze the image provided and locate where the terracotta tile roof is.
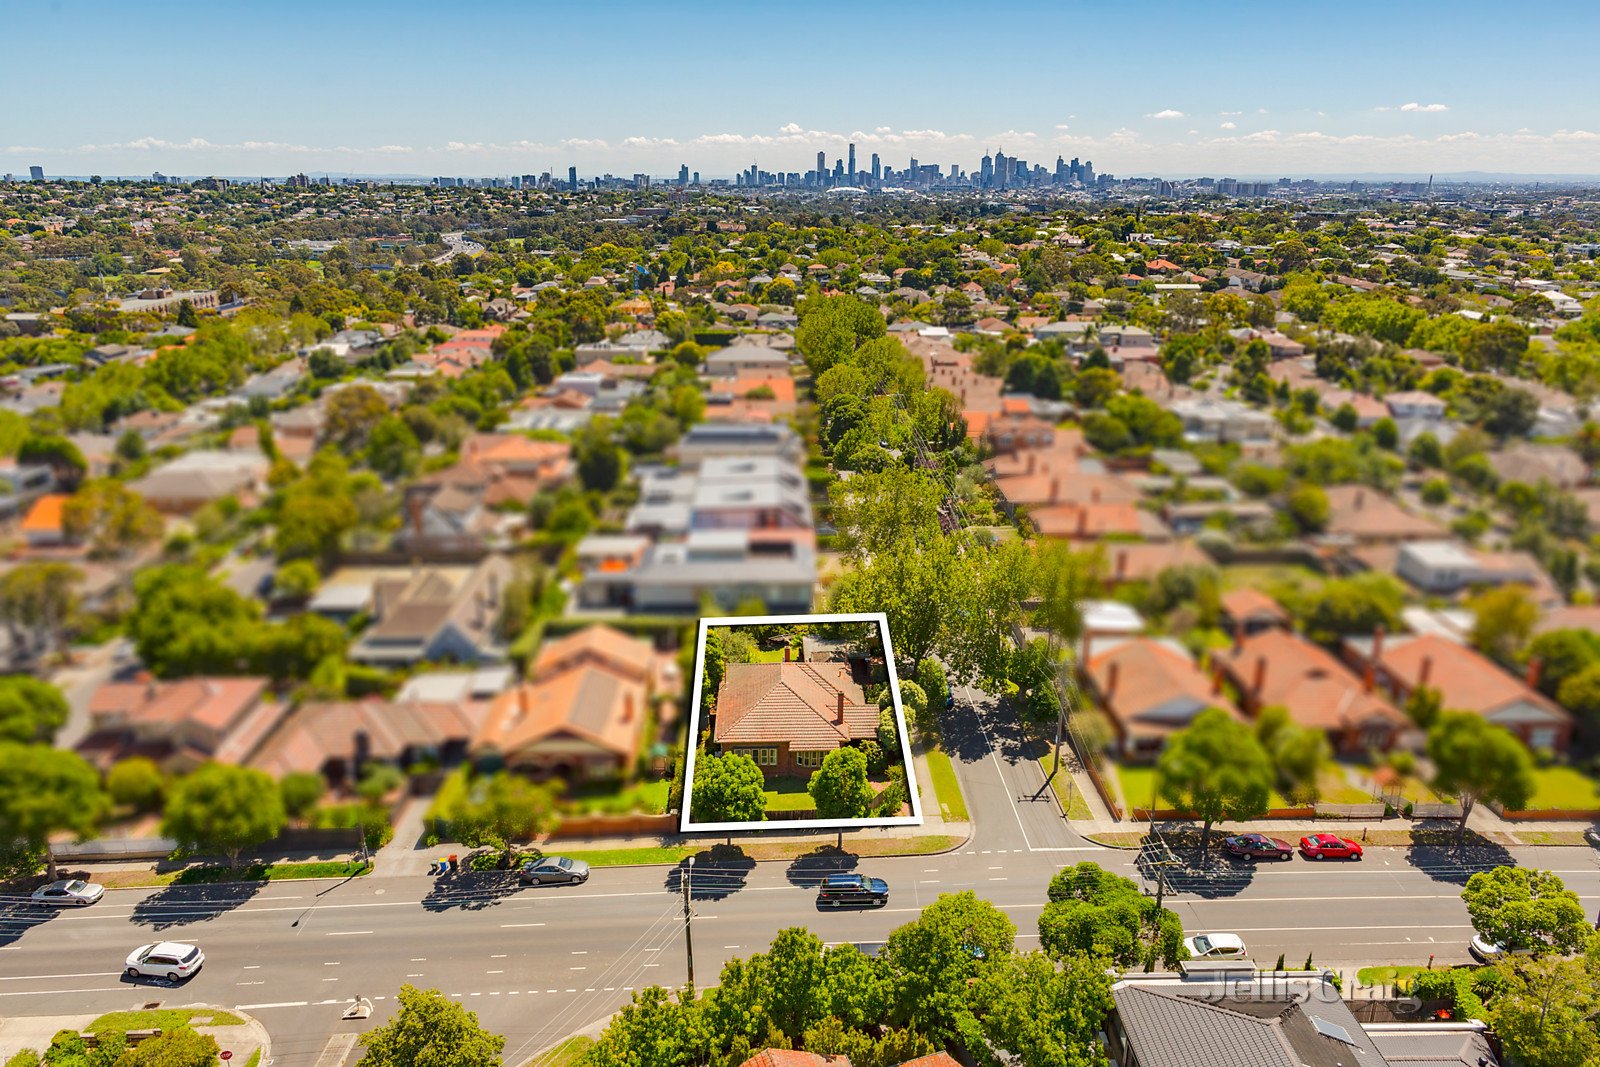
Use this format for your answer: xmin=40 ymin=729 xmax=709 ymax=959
xmin=714 ymin=662 xmax=875 ymax=749
xmin=1535 ymin=604 xmax=1600 ymax=635
xmin=251 ymin=699 xmax=485 ymax=778
xmin=533 ymin=624 xmax=655 ymax=684
xmin=897 ymin=1056 xmax=962 ymax=1067
xmin=475 ymin=665 xmax=646 ymax=761
xmin=1103 ymin=541 xmax=1213 ymax=582
xmin=1028 ymin=501 xmax=1146 ymax=539
xmin=89 ymin=677 xmax=270 ymax=733
xmin=738 ymin=1051 xmax=847 ymax=1067
xmin=1364 ymin=633 xmax=1569 ymax=724
xmin=1217 ymin=630 xmax=1407 ymax=733
xmin=1322 ymin=485 xmax=1444 ymax=541
xmin=1220 ymin=588 xmax=1290 ymax=624
xmin=1087 ymin=639 xmax=1239 ymax=741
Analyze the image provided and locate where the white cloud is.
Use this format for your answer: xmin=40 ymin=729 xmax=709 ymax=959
xmin=1147 ymin=109 xmax=1186 ymax=120
xmin=1221 ymin=111 xmax=1243 ymax=117
xmin=1054 ymin=124 xmax=1071 ymax=130
xmin=1400 ymin=102 xmax=1449 ymax=113
xmin=1220 ymin=122 xmax=1237 ymax=130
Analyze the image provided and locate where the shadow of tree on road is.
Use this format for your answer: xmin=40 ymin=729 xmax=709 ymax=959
xmin=662 ymin=844 xmax=754 ymax=901
xmin=131 ymin=879 xmax=265 ymax=931
xmin=420 ymin=869 xmax=525 ymax=912
xmin=1404 ymin=825 xmax=1515 ymax=885
xmin=0 ymin=901 xmax=56 ymax=946
xmin=1134 ymin=828 xmax=1261 ymax=900
xmin=783 ymin=846 xmax=860 ymax=889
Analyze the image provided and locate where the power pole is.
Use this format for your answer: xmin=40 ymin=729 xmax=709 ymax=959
xmin=682 ymin=856 xmax=696 ymax=992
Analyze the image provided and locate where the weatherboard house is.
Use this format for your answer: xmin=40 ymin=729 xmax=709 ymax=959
xmin=712 ymin=658 xmax=877 ymax=777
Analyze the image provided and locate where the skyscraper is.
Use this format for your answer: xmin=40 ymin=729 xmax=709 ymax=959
xmin=847 ymin=143 xmax=856 ymax=182
xmin=568 ymin=166 xmax=578 ymax=192
xmin=816 ymin=150 xmax=826 ymax=184
xmin=678 ymin=164 xmax=689 ymax=186
xmin=870 ymin=153 xmax=881 ymax=182
xmin=28 ymin=166 xmax=44 ymax=181
xmin=981 ymin=152 xmax=994 ymax=188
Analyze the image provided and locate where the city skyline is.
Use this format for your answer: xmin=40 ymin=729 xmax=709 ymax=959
xmin=8 ymin=0 xmax=1600 ymax=176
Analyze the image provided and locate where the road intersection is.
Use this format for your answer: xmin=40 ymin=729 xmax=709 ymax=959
xmin=1 ymin=685 xmax=1595 ymax=1065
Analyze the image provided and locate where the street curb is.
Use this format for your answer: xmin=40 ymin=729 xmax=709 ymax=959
xmin=216 ymin=1004 xmax=271 ymax=1066
xmin=557 ymin=829 xmax=977 ymax=869
xmin=98 ymin=866 xmax=376 ymax=892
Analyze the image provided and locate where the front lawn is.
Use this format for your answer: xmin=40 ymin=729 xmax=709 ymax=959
xmin=1523 ymin=765 xmax=1600 ymax=811
xmin=1113 ymin=761 xmax=1361 ymax=812
xmin=745 ymin=646 xmax=792 ymax=663
xmin=560 ymin=846 xmax=696 ymax=866
xmin=565 ymin=779 xmax=670 ymax=815
xmin=1220 ymin=563 xmax=1325 ymax=596
xmin=101 ymin=860 xmax=373 ymax=889
xmin=764 ymin=776 xmax=818 ymax=812
xmin=1356 ymin=965 xmax=1423 ymax=989
xmin=926 ymin=746 xmax=968 ymax=822
xmin=87 ymin=1008 xmax=244 ymax=1035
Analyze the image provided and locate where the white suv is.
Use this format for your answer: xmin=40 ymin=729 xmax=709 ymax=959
xmin=125 ymin=942 xmax=204 ymax=982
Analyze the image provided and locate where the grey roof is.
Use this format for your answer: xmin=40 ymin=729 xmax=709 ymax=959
xmin=1364 ymin=1024 xmax=1498 ymax=1067
xmin=1112 ymin=974 xmax=1389 ymax=1067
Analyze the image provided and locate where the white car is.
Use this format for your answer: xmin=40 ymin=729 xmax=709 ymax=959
xmin=1469 ymin=934 xmax=1535 ymax=963
xmin=31 ymin=879 xmax=105 ymax=907
xmin=1184 ymin=932 xmax=1249 ymax=960
xmin=125 ymin=942 xmax=204 ymax=982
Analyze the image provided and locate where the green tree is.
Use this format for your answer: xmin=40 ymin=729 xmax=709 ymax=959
xmin=1294 ymin=573 xmax=1405 ymax=645
xmin=451 ymin=773 xmax=558 ymax=856
xmin=808 ymin=746 xmax=874 ymax=820
xmin=573 ymin=419 xmax=627 ymax=492
xmin=1039 ymin=861 xmax=1185 ymax=969
xmin=1156 ymin=708 xmax=1274 ymax=853
xmin=1462 ymin=867 xmax=1590 ymax=956
xmin=272 ymin=559 xmax=322 ymax=600
xmin=689 ymin=751 xmax=766 ymax=823
xmin=366 ymin=415 xmax=421 ymax=479
xmin=279 ymin=771 xmax=326 ymax=820
xmin=796 ymin=295 xmax=886 ymax=377
xmin=0 ymin=563 xmax=82 ymax=662
xmin=0 ymin=676 xmax=69 ymax=743
xmin=1487 ymin=952 xmax=1600 ymax=1067
xmin=1427 ymin=713 xmax=1534 ymax=840
xmin=1285 ymin=483 xmax=1331 ymax=533
xmin=585 ymin=985 xmax=708 ymax=1067
xmin=161 ymin=763 xmax=287 ymax=869
xmin=18 ymin=434 xmax=87 ymax=491
xmin=969 ymin=950 xmax=1116 ymax=1067
xmin=126 ymin=564 xmax=261 ymax=677
xmin=1468 ymin=584 xmax=1539 ymax=663
xmin=826 ymin=466 xmax=944 ymax=564
xmin=1557 ymin=663 xmax=1600 ymax=730
xmin=881 ymin=891 xmax=1015 ymax=1045
xmin=325 ymin=384 xmax=390 ymax=450
xmin=106 ymin=756 xmax=166 ymax=813
xmin=0 ymin=743 xmax=106 ymax=879
xmin=356 ymin=984 xmax=505 ymax=1067
xmin=1524 ymin=629 xmax=1600 ymax=699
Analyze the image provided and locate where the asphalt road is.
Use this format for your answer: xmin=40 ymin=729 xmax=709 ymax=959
xmin=1 ymin=684 xmax=1596 ymax=1065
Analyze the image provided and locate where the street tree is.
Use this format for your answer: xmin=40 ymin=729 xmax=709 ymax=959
xmin=452 ymin=773 xmax=558 ymax=856
xmin=115 ymin=1026 xmax=220 ymax=1066
xmin=106 ymin=757 xmax=166 ymax=813
xmin=704 ymin=927 xmax=827 ymax=1045
xmin=826 ymin=466 xmax=944 ymax=563
xmin=0 ymin=676 xmax=69 ymax=743
xmin=808 ymin=746 xmax=874 ymax=820
xmin=61 ymin=479 xmax=163 ymax=558
xmin=689 ymin=751 xmax=766 ymax=823
xmin=325 ymin=384 xmax=390 ymax=449
xmin=881 ymin=890 xmax=1015 ymax=1044
xmin=1039 ymin=862 xmax=1185 ymax=969
xmin=356 ymin=984 xmax=505 ymax=1067
xmin=161 ymin=763 xmax=287 ymax=869
xmin=1468 ymin=584 xmax=1539 ymax=663
xmin=585 ymin=985 xmax=708 ymax=1067
xmin=0 ymin=743 xmax=106 ymax=879
xmin=1427 ymin=713 xmax=1534 ymax=841
xmin=969 ymin=950 xmax=1116 ymax=1067
xmin=1557 ymin=664 xmax=1600 ymax=730
xmin=1156 ymin=708 xmax=1275 ymax=854
xmin=1462 ymin=867 xmax=1590 ymax=957
xmin=1487 ymin=950 xmax=1600 ymax=1067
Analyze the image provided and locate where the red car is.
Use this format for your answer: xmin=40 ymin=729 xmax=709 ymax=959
xmin=1299 ymin=833 xmax=1363 ymax=860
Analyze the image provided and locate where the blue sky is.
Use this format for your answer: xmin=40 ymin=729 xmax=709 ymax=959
xmin=9 ymin=0 xmax=1600 ymax=177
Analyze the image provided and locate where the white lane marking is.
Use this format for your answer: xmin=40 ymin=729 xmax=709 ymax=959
xmin=411 ymin=957 xmax=427 ymax=961
xmin=962 ymin=683 xmax=1035 ymax=851
xmin=242 ymin=965 xmax=261 ymax=970
xmin=501 ymin=923 xmax=545 ymax=928
xmin=488 ymin=970 xmax=504 ymax=974
xmin=490 ymin=954 xmax=507 ymax=958
xmin=325 ymin=931 xmax=372 ymax=936
xmin=236 ymin=1001 xmax=307 ymax=1009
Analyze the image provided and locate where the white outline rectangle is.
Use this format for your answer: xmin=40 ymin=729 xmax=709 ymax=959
xmin=679 ymin=612 xmax=924 ymax=833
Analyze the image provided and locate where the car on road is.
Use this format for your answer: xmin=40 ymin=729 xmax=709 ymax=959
xmin=519 ymin=856 xmax=590 ymax=886
xmin=125 ymin=942 xmax=203 ymax=982
xmin=1298 ymin=833 xmax=1364 ymax=861
xmin=1469 ymin=934 xmax=1536 ymax=963
xmin=31 ymin=878 xmax=105 ymax=906
xmin=1183 ymin=933 xmax=1248 ymax=961
xmin=1224 ymin=833 xmax=1294 ymax=861
xmin=816 ymin=874 xmax=889 ymax=908
xmin=1585 ymin=825 xmax=1598 ymax=849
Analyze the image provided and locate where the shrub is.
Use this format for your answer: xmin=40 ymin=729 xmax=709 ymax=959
xmin=107 ymin=757 xmax=166 ymax=813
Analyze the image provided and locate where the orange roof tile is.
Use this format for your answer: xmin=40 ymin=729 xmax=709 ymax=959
xmin=21 ymin=493 xmax=68 ymax=534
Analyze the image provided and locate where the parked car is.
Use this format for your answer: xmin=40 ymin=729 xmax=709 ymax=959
xmin=816 ymin=874 xmax=889 ymax=908
xmin=125 ymin=942 xmax=203 ymax=982
xmin=31 ymin=878 xmax=105 ymax=907
xmin=1584 ymin=825 xmax=1598 ymax=849
xmin=1183 ymin=933 xmax=1248 ymax=960
xmin=519 ymin=856 xmax=590 ymax=886
xmin=1298 ymin=833 xmax=1363 ymax=861
xmin=1223 ymin=833 xmax=1294 ymax=861
xmin=1469 ymin=934 xmax=1535 ymax=963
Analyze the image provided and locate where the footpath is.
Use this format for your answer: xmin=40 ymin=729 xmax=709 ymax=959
xmin=0 ymin=1006 xmax=270 ymax=1065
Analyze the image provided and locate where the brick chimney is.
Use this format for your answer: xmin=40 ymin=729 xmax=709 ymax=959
xmin=1106 ymin=660 xmax=1120 ymax=700
xmin=1081 ymin=631 xmax=1093 ymax=667
xmin=835 ymin=692 xmax=845 ymax=724
xmin=1051 ymin=476 xmax=1060 ymax=502
xmin=1115 ymin=549 xmax=1128 ymax=581
xmin=1418 ymin=654 xmax=1433 ymax=690
xmin=1252 ymin=655 xmax=1267 ymax=698
xmin=783 ymin=645 xmax=791 ymax=662
xmin=1211 ymin=661 xmax=1224 ymax=696
xmin=1525 ymin=657 xmax=1543 ymax=691
xmin=622 ymin=692 xmax=635 ymax=723
xmin=1362 ymin=660 xmax=1376 ymax=694
xmin=1076 ymin=508 xmax=1088 ymax=537
xmin=1371 ymin=624 xmax=1386 ymax=666
xmin=1231 ymin=620 xmax=1244 ymax=654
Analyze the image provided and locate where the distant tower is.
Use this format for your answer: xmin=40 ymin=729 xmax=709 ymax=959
xmin=678 ymin=163 xmax=689 ymax=186
xmin=816 ymin=150 xmax=826 ymax=184
xmin=568 ymin=165 xmax=578 ymax=192
xmin=28 ymin=165 xmax=44 ymax=181
xmin=871 ymin=153 xmax=881 ymax=182
xmin=848 ymin=142 xmax=856 ymax=182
